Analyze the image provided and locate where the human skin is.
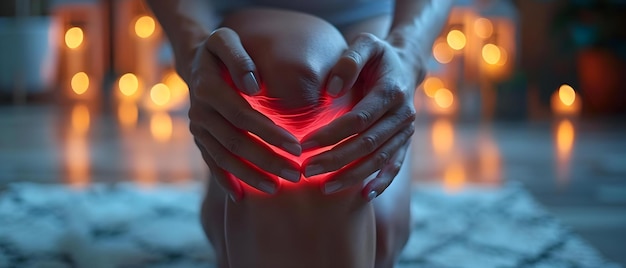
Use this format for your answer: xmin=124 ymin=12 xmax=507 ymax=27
xmin=147 ymin=0 xmax=453 ymax=202
xmin=199 ymin=8 xmax=413 ymax=268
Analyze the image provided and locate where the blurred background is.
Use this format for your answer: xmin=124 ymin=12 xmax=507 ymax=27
xmin=0 ymin=0 xmax=625 ymax=265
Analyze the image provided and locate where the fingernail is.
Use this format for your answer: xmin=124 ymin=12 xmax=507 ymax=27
xmin=242 ymin=72 xmax=260 ymax=95
xmin=327 ymin=76 xmax=343 ymax=97
xmin=323 ymin=181 xmax=342 ymax=194
xmin=367 ymin=190 xmax=377 ymax=201
xmin=280 ymin=169 xmax=301 ymax=183
xmin=258 ymin=181 xmax=277 ymax=195
xmin=304 ymin=164 xmax=324 ymax=178
xmin=301 ymin=140 xmax=319 ymax=151
xmin=282 ymin=142 xmax=302 ymax=156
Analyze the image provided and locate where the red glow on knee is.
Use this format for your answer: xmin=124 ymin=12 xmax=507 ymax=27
xmin=234 ymin=85 xmax=353 ymax=193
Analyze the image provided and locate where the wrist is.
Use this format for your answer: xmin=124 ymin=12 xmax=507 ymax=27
xmin=386 ymin=29 xmax=428 ymax=88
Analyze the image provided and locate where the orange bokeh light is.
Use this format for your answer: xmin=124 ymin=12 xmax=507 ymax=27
xmin=65 ymin=27 xmax=84 ymax=49
xmin=446 ymin=30 xmax=466 ymax=50
xmin=119 ymin=73 xmax=139 ymax=97
xmin=150 ymin=112 xmax=173 ymax=142
xmin=474 ymin=18 xmax=493 ymax=39
xmin=117 ymin=101 xmax=138 ymax=129
xmin=423 ymin=77 xmax=444 ymax=98
xmin=433 ymin=40 xmax=454 ymax=64
xmin=71 ymin=104 xmax=90 ymax=135
xmin=150 ymin=83 xmax=171 ymax=106
xmin=71 ymin=72 xmax=89 ymax=95
xmin=432 ymin=119 xmax=454 ymax=156
xmin=558 ymin=84 xmax=576 ymax=106
xmin=434 ymin=88 xmax=454 ymax=109
xmin=135 ymin=16 xmax=156 ymax=39
xmin=444 ymin=162 xmax=465 ymax=193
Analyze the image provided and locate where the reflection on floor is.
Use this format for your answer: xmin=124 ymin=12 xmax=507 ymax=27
xmin=1 ymin=104 xmax=625 ymax=265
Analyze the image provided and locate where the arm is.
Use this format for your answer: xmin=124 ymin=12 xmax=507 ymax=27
xmin=146 ymin=1 xmax=304 ymax=200
xmin=301 ymin=0 xmax=453 ymax=199
xmin=144 ymin=0 xmax=214 ymax=82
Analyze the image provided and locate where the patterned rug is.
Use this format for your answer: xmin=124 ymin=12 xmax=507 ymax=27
xmin=0 ymin=182 xmax=620 ymax=268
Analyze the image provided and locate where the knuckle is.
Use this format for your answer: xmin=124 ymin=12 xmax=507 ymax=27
xmin=231 ymin=109 xmax=251 ymax=129
xmin=230 ymin=51 xmax=255 ymax=71
xmin=352 ymin=110 xmax=373 ymax=130
xmin=225 ymin=136 xmax=242 ymax=154
xmin=355 ymin=32 xmax=379 ymax=45
xmin=375 ymin=151 xmax=391 ymax=166
xmin=361 ymin=135 xmax=378 ymax=153
xmin=340 ymin=51 xmax=362 ymax=73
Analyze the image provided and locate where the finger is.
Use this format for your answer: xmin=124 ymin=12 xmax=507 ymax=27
xmin=194 ymin=138 xmax=243 ymax=202
xmin=303 ymin=106 xmax=415 ymax=177
xmin=191 ymin=125 xmax=279 ymax=195
xmin=326 ymin=33 xmax=383 ymax=97
xmin=194 ymin=107 xmax=301 ymax=182
xmin=190 ymin=51 xmax=301 ymax=156
xmin=206 ymin=27 xmax=260 ymax=95
xmin=301 ymin=83 xmax=407 ymax=151
xmin=322 ymin=124 xmax=415 ymax=195
xmin=362 ymin=139 xmax=411 ymax=202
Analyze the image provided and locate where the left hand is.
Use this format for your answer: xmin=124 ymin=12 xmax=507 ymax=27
xmin=300 ymin=33 xmax=426 ymax=201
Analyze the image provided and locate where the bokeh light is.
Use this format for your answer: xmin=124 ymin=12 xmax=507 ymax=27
xmin=423 ymin=77 xmax=444 ymax=98
xmin=482 ymin=44 xmax=501 ymax=65
xmin=150 ymin=83 xmax=171 ymax=106
xmin=474 ymin=18 xmax=493 ymax=39
xmin=135 ymin=16 xmax=156 ymax=39
xmin=558 ymin=84 xmax=576 ymax=106
xmin=432 ymin=119 xmax=454 ymax=156
xmin=444 ymin=162 xmax=465 ymax=193
xmin=433 ymin=40 xmax=454 ymax=64
xmin=71 ymin=72 xmax=89 ymax=95
xmin=65 ymin=27 xmax=84 ymax=49
xmin=117 ymin=101 xmax=138 ymax=129
xmin=434 ymin=88 xmax=454 ymax=109
xmin=446 ymin=30 xmax=467 ymax=50
xmin=150 ymin=112 xmax=173 ymax=142
xmin=119 ymin=73 xmax=139 ymax=97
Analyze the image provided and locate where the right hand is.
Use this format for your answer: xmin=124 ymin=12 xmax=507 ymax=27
xmin=188 ymin=28 xmax=302 ymax=202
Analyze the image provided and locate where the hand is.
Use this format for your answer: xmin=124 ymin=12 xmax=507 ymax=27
xmin=188 ymin=28 xmax=303 ymax=201
xmin=301 ymin=33 xmax=426 ymax=201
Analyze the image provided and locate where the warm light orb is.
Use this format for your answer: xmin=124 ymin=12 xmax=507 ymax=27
xmin=434 ymin=88 xmax=454 ymax=109
xmin=433 ymin=41 xmax=454 ymax=64
xmin=119 ymin=73 xmax=139 ymax=97
xmin=446 ymin=30 xmax=467 ymax=50
xmin=150 ymin=83 xmax=171 ymax=106
xmin=423 ymin=77 xmax=444 ymax=98
xmin=474 ymin=18 xmax=493 ymax=39
xmin=558 ymin=84 xmax=576 ymax=106
xmin=482 ymin=44 xmax=501 ymax=65
xmin=135 ymin=16 xmax=156 ymax=38
xmin=65 ymin=27 xmax=84 ymax=49
xmin=71 ymin=72 xmax=89 ymax=95
xmin=556 ymin=119 xmax=575 ymax=155
xmin=118 ymin=101 xmax=138 ymax=129
xmin=150 ymin=112 xmax=173 ymax=142
xmin=432 ymin=119 xmax=454 ymax=156
xmin=444 ymin=162 xmax=465 ymax=193
xmin=71 ymin=104 xmax=90 ymax=135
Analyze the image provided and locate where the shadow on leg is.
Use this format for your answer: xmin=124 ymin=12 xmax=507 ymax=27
xmin=373 ymin=152 xmax=413 ymax=268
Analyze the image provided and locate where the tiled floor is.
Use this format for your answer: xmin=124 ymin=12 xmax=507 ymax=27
xmin=1 ymin=103 xmax=625 ymax=265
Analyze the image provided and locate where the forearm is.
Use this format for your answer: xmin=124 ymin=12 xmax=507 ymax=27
xmin=145 ymin=0 xmax=216 ymax=81
xmin=387 ymin=0 xmax=453 ymax=75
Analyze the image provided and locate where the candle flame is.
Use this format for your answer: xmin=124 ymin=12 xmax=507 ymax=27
xmin=71 ymin=72 xmax=89 ymax=95
xmin=65 ymin=27 xmax=84 ymax=49
xmin=446 ymin=30 xmax=466 ymax=50
xmin=135 ymin=16 xmax=156 ymax=39
xmin=558 ymin=84 xmax=576 ymax=106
